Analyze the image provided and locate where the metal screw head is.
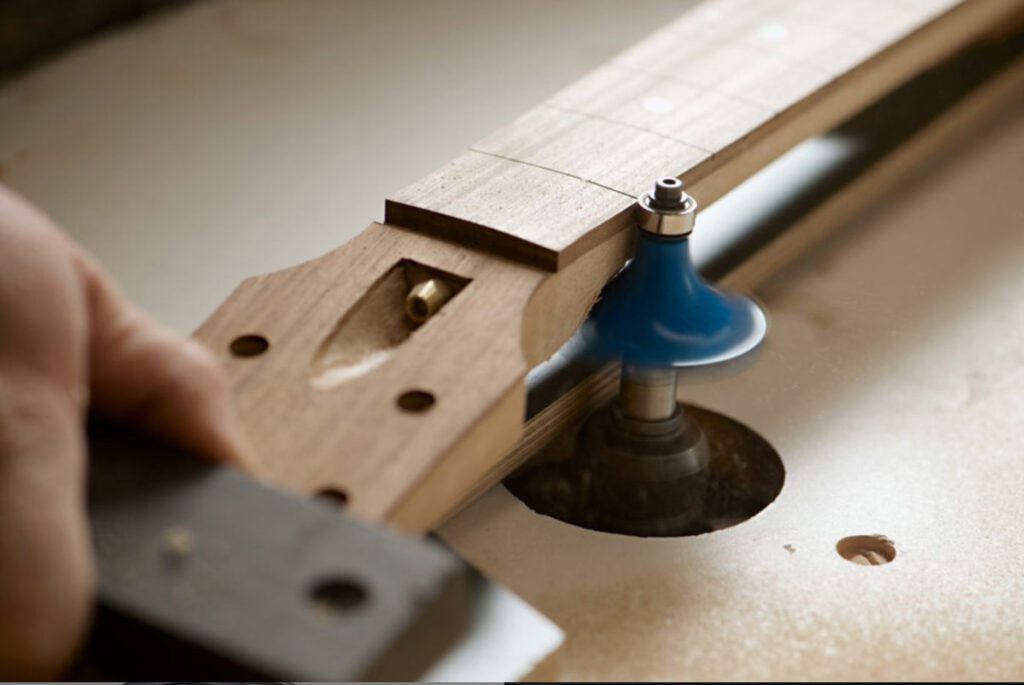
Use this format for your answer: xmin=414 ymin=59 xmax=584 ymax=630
xmin=636 ymin=177 xmax=698 ymax=237
xmin=162 ymin=524 xmax=195 ymax=563
xmin=651 ymin=177 xmax=685 ymax=209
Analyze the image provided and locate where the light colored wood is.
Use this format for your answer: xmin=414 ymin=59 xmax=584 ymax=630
xmin=473 ymin=106 xmax=710 ymax=198
xmin=387 ymin=0 xmax=1017 ymax=271
xmin=195 ymin=0 xmax=1020 ymax=534
xmin=383 ymin=151 xmax=630 ymax=271
xmin=196 ymin=220 xmax=631 ymax=531
xmin=197 ymin=224 xmax=542 ymax=524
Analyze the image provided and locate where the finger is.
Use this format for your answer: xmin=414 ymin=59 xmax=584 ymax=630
xmin=75 ymin=253 xmax=250 ymax=467
xmin=0 ymin=383 xmax=93 ymax=678
xmin=0 ymin=186 xmax=88 ymax=401
xmin=0 ymin=186 xmax=94 ymax=677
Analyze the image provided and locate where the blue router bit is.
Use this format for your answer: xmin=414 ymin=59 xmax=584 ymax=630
xmin=582 ymin=176 xmax=766 ymax=394
xmin=575 ymin=177 xmax=768 ymax=535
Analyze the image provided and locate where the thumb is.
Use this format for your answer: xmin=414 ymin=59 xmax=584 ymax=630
xmin=0 ymin=186 xmax=93 ymax=677
xmin=76 ymin=254 xmax=249 ymax=467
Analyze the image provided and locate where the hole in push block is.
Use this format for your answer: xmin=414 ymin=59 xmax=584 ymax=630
xmin=309 ymin=577 xmax=369 ymax=615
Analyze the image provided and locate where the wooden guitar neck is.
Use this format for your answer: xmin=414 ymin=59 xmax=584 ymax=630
xmin=194 ymin=0 xmax=1021 ymax=533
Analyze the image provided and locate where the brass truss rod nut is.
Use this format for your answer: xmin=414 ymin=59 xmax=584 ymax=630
xmin=405 ymin=278 xmax=453 ymax=323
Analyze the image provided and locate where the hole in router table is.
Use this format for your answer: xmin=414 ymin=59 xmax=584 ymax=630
xmin=229 ymin=334 xmax=269 ymax=357
xmin=837 ymin=535 xmax=896 ymax=566
xmin=505 ymin=404 xmax=784 ymax=538
xmin=309 ymin=577 xmax=369 ymax=615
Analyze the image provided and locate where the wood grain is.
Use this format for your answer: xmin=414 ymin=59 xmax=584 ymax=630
xmin=197 ymin=222 xmax=631 ymax=530
xmin=387 ymin=0 xmax=1017 ymax=271
xmin=198 ymin=224 xmax=543 ymax=524
xmin=459 ymin=49 xmax=1024 ymax=519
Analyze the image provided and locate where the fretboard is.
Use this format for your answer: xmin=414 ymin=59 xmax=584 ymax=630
xmin=386 ymin=0 xmax=1011 ymax=270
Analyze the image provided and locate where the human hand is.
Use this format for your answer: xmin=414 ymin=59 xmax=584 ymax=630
xmin=0 ymin=184 xmax=248 ymax=677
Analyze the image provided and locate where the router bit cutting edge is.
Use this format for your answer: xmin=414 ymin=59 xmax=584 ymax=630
xmin=517 ymin=178 xmax=775 ymax=537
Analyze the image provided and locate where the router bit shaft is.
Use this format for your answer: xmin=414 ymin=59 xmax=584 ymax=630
xmin=618 ymin=366 xmax=679 ymax=422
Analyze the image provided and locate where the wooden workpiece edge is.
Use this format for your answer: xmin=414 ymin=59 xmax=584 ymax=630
xmin=386 ymin=0 xmax=1019 ymax=273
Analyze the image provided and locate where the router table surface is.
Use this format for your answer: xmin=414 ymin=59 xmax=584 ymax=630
xmin=2 ymin=0 xmax=1023 ymax=680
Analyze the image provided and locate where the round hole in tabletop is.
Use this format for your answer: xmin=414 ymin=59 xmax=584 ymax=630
xmin=837 ymin=535 xmax=896 ymax=566
xmin=309 ymin=577 xmax=369 ymax=615
xmin=505 ymin=403 xmax=785 ymax=538
xmin=229 ymin=333 xmax=269 ymax=357
xmin=397 ymin=389 xmax=436 ymax=412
